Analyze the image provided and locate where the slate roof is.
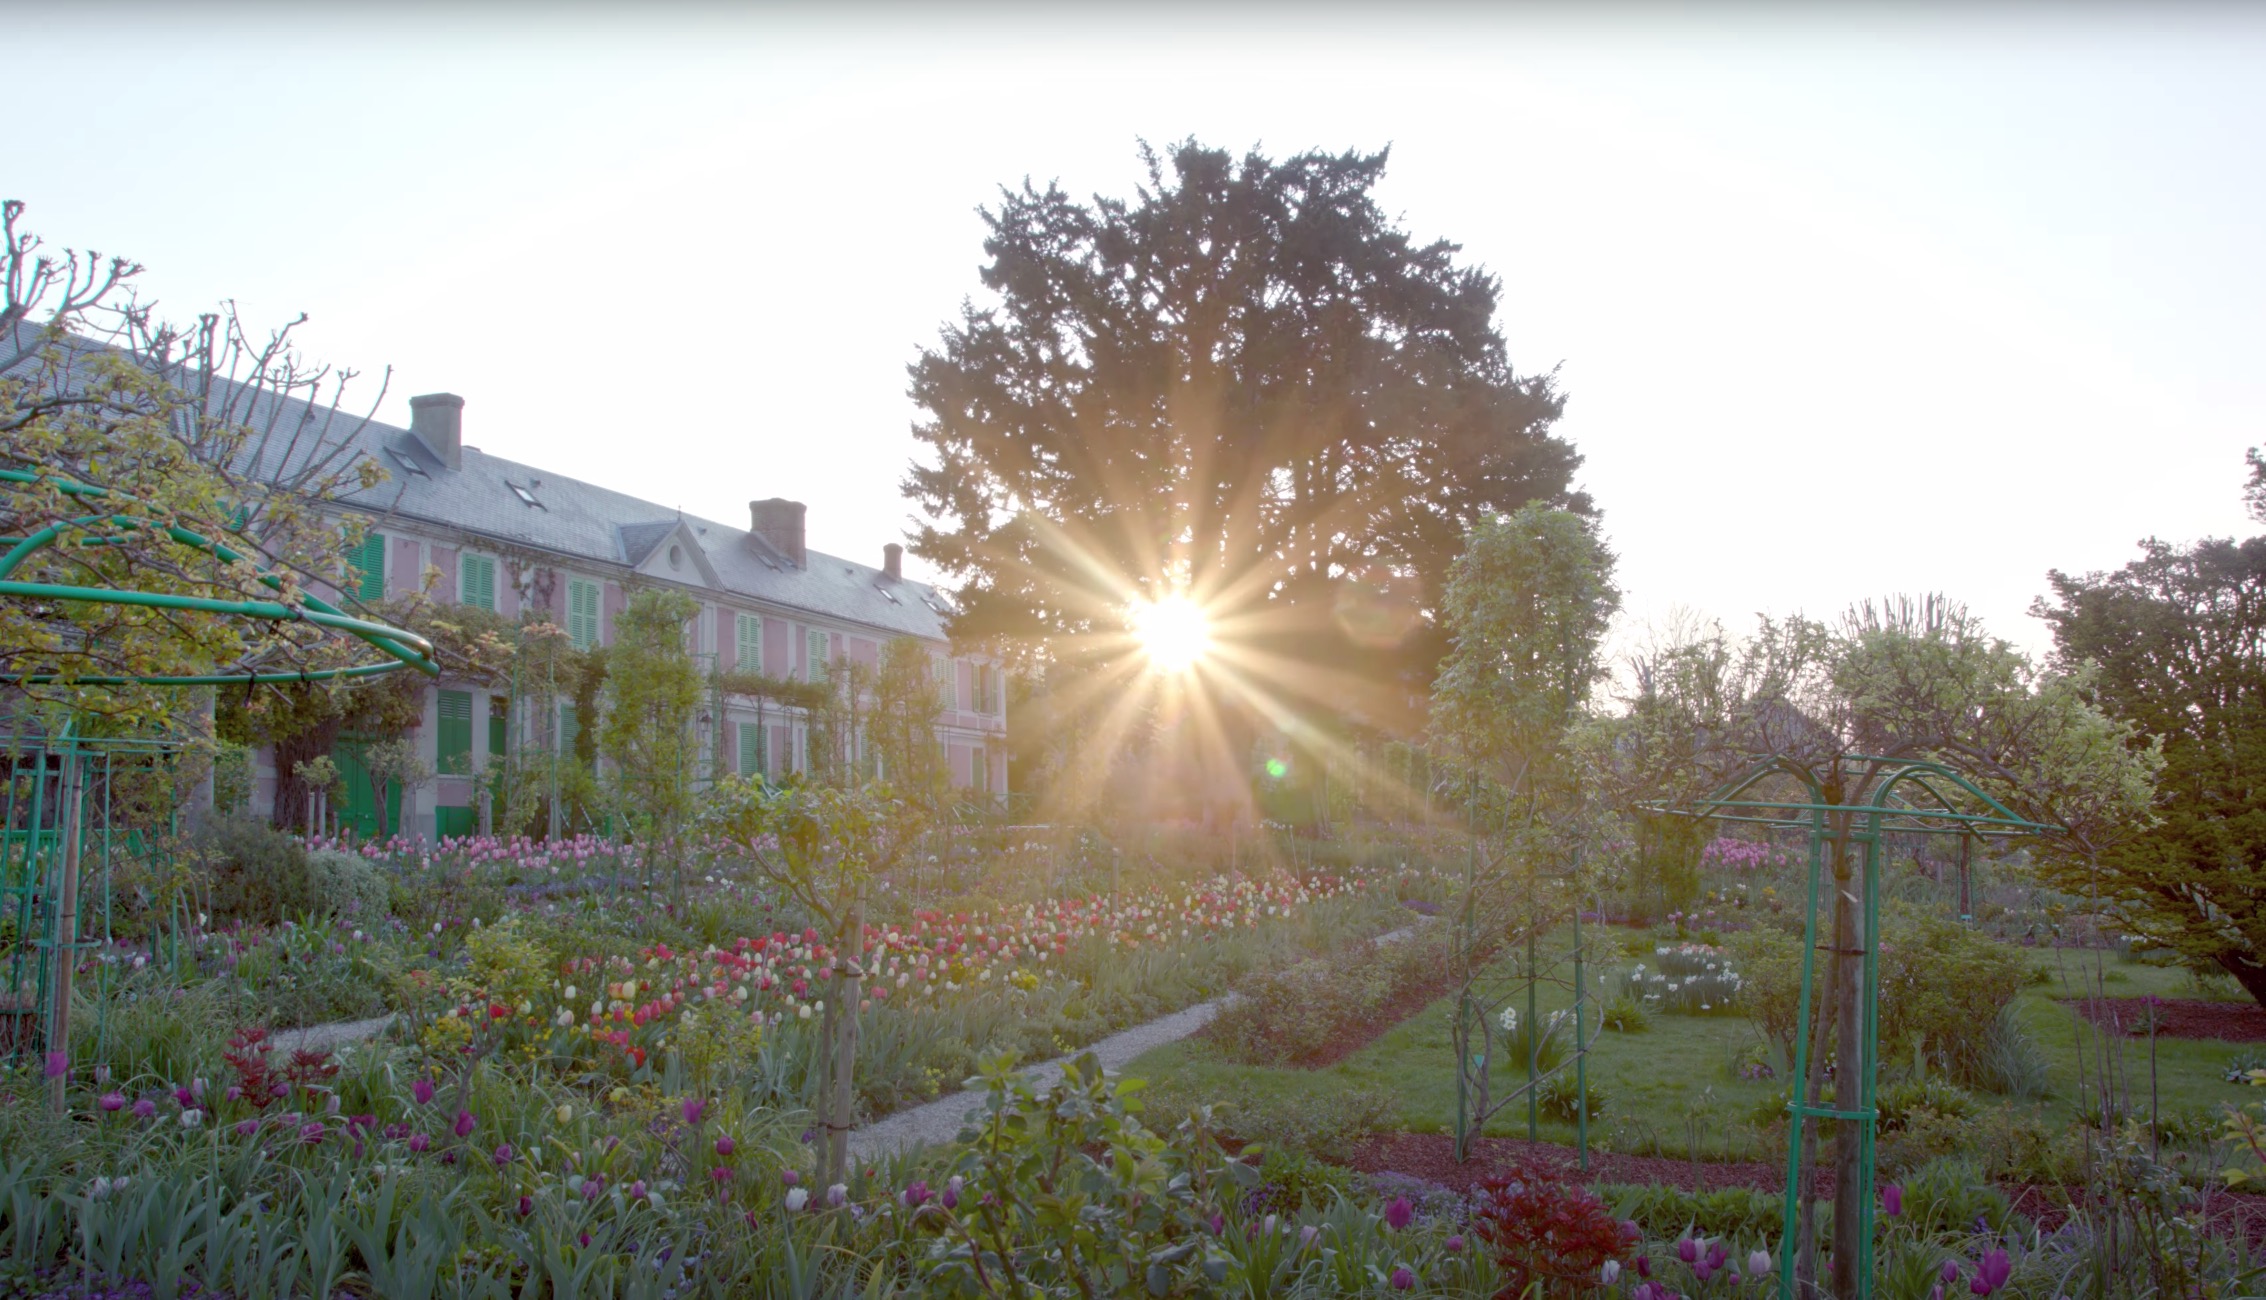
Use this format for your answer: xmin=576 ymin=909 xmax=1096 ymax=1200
xmin=3 ymin=321 xmax=953 ymax=641
xmin=345 ymin=425 xmax=951 ymax=641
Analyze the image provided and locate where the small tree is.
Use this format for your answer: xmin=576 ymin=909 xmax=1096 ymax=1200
xmin=869 ymin=637 xmax=948 ymax=807
xmin=1429 ymin=505 xmax=1619 ymax=1160
xmin=702 ymin=779 xmax=925 ymax=1184
xmin=601 ymin=589 xmax=703 ymax=896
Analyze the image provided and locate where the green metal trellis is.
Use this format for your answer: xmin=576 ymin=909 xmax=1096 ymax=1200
xmin=0 ymin=468 xmax=436 ymax=1109
xmin=1652 ymin=755 xmax=2050 ymax=1300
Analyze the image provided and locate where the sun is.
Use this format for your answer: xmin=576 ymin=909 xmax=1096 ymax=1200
xmin=1129 ymin=593 xmax=1213 ymax=674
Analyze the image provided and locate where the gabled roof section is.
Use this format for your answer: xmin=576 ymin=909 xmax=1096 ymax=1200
xmin=624 ymin=517 xmax=719 ymax=589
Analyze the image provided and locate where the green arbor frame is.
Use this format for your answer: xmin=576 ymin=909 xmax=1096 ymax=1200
xmin=0 ymin=468 xmax=436 ymax=1107
xmin=1656 ymin=756 xmax=2047 ymax=1300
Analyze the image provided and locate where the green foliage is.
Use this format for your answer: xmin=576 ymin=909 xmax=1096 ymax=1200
xmin=302 ymin=848 xmax=388 ymax=926
xmin=922 ymin=1052 xmax=1254 ymax=1296
xmin=2037 ymin=526 xmax=2266 ymax=1002
xmin=1734 ymin=907 xmax=2028 ymax=1089
xmin=1430 ymin=505 xmax=1619 ymax=785
xmin=1535 ymin=1070 xmax=1606 ymax=1122
xmin=194 ymin=814 xmax=308 ymax=925
xmin=1598 ymin=992 xmax=1649 ymax=1032
xmin=1877 ymin=1076 xmax=1977 ymax=1132
xmin=1603 ymin=1182 xmax=1784 ymax=1244
xmin=1207 ymin=932 xmax=1450 ymax=1067
xmin=905 ymin=140 xmax=1585 ymax=723
xmin=600 ymin=588 xmax=704 ymax=866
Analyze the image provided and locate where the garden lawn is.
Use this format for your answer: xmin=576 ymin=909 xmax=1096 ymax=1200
xmin=1128 ymin=934 xmax=2257 ymax=1164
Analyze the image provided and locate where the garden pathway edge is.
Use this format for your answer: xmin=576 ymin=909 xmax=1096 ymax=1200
xmin=847 ymin=919 xmax=1424 ymax=1161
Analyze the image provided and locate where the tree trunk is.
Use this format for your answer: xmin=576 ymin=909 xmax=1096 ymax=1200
xmin=823 ymin=887 xmax=866 ymax=1187
xmin=2216 ymin=950 xmax=2266 ymax=1007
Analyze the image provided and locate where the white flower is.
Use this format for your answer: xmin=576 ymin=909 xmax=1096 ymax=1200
xmin=797 ymin=1004 xmax=812 ymax=1020
xmin=180 ymin=1110 xmax=203 ymax=1128
xmin=786 ymin=1187 xmax=810 ymax=1211
xmin=1601 ymin=1261 xmax=1621 ymax=1285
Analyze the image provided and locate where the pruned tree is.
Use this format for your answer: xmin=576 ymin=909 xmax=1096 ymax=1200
xmin=1428 ymin=505 xmax=1619 ymax=1159
xmin=601 ymin=588 xmax=703 ymax=897
xmin=868 ymin=637 xmax=948 ymax=807
xmin=701 ymin=780 xmax=926 ymax=1185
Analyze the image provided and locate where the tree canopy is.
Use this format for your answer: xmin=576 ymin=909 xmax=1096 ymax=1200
xmin=2037 ymin=527 xmax=2266 ymax=1003
xmin=904 ymin=140 xmax=1585 ymax=741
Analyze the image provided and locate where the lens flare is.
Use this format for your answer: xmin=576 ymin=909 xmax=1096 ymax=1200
xmin=1130 ymin=594 xmax=1212 ymax=674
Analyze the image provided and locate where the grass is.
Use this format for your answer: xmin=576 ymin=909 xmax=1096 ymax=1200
xmin=1128 ymin=932 xmax=2259 ymax=1164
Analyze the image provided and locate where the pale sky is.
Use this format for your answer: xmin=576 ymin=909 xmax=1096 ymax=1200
xmin=12 ymin=5 xmax=2265 ymax=665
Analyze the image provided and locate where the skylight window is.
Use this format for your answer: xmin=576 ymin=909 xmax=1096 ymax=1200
xmin=507 ymin=481 xmax=543 ymax=509
xmin=386 ymin=447 xmax=429 ymax=478
xmin=875 ymin=584 xmax=900 ymax=604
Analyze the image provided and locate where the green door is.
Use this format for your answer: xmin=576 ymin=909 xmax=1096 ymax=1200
xmin=332 ymin=743 xmax=401 ymax=840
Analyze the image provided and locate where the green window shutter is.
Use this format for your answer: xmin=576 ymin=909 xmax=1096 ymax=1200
xmin=348 ymin=532 xmax=385 ymax=603
xmin=460 ymin=554 xmax=496 ymax=611
xmin=738 ymin=721 xmax=766 ymax=777
xmin=436 ymin=805 xmax=476 ymax=840
xmin=567 ymin=579 xmax=600 ymax=651
xmin=488 ymin=695 xmax=508 ymax=758
xmin=806 ymin=629 xmax=828 ymax=683
xmin=736 ymin=613 xmax=762 ymax=672
xmin=437 ymin=689 xmax=473 ymax=775
xmin=559 ymin=702 xmax=580 ymax=755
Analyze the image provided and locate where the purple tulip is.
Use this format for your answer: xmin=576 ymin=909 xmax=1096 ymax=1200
xmin=44 ymin=1051 xmax=67 ymax=1079
xmin=98 ymin=1092 xmax=126 ymax=1112
xmin=683 ymin=1097 xmax=706 ymax=1125
xmin=132 ymin=1099 xmax=157 ymax=1120
xmin=902 ymin=1180 xmax=930 ymax=1208
xmin=300 ymin=1122 xmax=325 ymax=1145
xmin=408 ymin=1132 xmax=430 ymax=1153
xmin=1636 ymin=1255 xmax=1651 ymax=1277
xmin=517 ymin=1195 xmax=534 ymax=1216
xmin=412 ymin=1079 xmax=434 ymax=1105
xmin=454 ymin=1110 xmax=477 ymax=1138
xmin=1882 ymin=1183 xmax=1904 ymax=1217
xmin=631 ymin=1180 xmax=649 ymax=1200
xmin=1942 ymin=1261 xmax=1961 ymax=1285
xmin=235 ymin=1119 xmax=258 ymax=1138
xmin=1445 ymin=1235 xmax=1464 ymax=1254
xmin=1969 ymin=1249 xmax=2011 ymax=1297
xmin=1390 ymin=1266 xmax=1414 ymax=1291
xmin=225 ymin=1086 xmax=242 ymax=1102
xmin=174 ymin=1086 xmax=196 ymax=1109
xmin=1384 ymin=1196 xmax=1413 ymax=1230
xmin=781 ymin=1169 xmax=799 ymax=1186
xmin=715 ymin=1135 xmax=735 ymax=1157
xmin=1677 ymin=1237 xmax=1699 ymax=1264
xmin=494 ymin=1144 xmax=514 ymax=1167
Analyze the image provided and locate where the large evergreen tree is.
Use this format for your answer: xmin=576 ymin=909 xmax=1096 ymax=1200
xmin=905 ymin=140 xmax=1584 ymax=741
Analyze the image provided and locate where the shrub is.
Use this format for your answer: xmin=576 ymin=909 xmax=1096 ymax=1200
xmin=1896 ymin=1157 xmax=2017 ymax=1236
xmin=1977 ymin=1006 xmax=2050 ymax=1099
xmin=1470 ymin=1170 xmax=1640 ymax=1299
xmin=303 ymin=847 xmax=389 ymax=924
xmin=1245 ymin=1147 xmax=1358 ymax=1215
xmin=196 ymin=814 xmax=310 ymax=924
xmin=1735 ymin=907 xmax=2029 ymax=1088
xmin=1207 ymin=930 xmax=1450 ymax=1066
xmin=1496 ymin=1005 xmax=1572 ymax=1075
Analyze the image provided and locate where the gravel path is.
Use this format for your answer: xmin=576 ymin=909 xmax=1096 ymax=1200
xmin=271 ymin=1013 xmax=396 ymax=1054
xmin=848 ymin=920 xmax=1424 ymax=1161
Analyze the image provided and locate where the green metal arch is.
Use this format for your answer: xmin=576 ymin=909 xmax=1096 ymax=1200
xmin=0 ymin=468 xmax=437 ymax=685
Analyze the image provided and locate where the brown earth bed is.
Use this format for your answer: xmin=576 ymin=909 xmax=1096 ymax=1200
xmin=2065 ymin=996 xmax=2266 ymax=1042
xmin=1344 ymin=1133 xmax=2266 ymax=1243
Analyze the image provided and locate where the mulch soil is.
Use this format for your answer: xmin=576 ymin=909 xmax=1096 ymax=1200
xmin=2064 ymin=996 xmax=2266 ymax=1042
xmin=1344 ymin=1132 xmax=2266 ymax=1243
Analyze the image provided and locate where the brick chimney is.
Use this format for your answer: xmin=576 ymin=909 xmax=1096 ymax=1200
xmin=748 ymin=498 xmax=807 ymax=568
xmin=409 ymin=393 xmax=465 ymax=470
xmin=883 ymin=542 xmax=903 ymax=581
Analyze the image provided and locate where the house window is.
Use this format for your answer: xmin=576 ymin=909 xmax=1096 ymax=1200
xmin=437 ymin=690 xmax=473 ymax=775
xmin=737 ymin=720 xmax=767 ymax=777
xmin=935 ymin=655 xmax=955 ymax=710
xmin=488 ymin=695 xmax=509 ymax=760
xmin=806 ymin=628 xmax=829 ymax=683
xmin=566 ymin=578 xmax=600 ymax=651
xmin=736 ymin=613 xmax=762 ymax=674
xmin=459 ymin=552 xmax=497 ymax=611
xmin=346 ymin=530 xmax=385 ymax=603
